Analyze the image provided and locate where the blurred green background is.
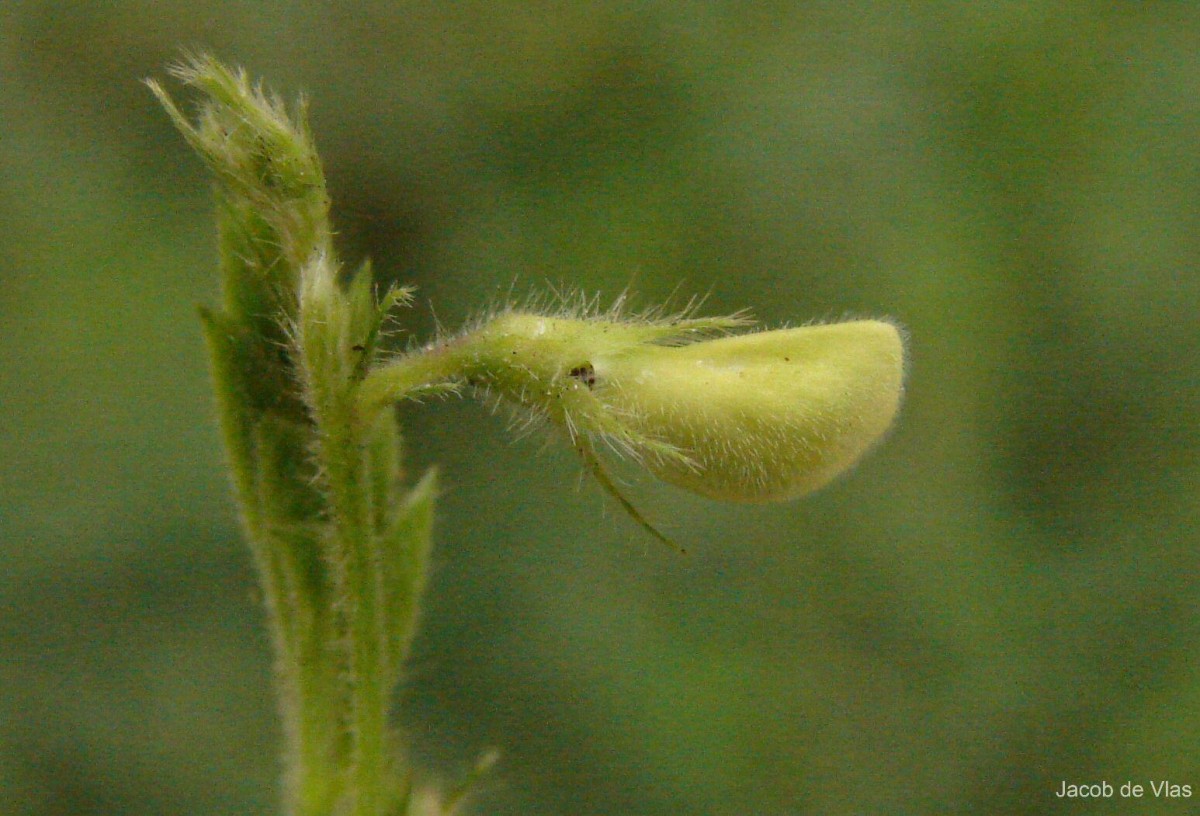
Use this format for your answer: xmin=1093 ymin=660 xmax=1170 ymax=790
xmin=4 ymin=2 xmax=1200 ymax=814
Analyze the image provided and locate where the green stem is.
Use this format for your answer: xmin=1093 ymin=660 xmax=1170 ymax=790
xmin=322 ymin=403 xmax=391 ymax=815
xmin=358 ymin=341 xmax=469 ymax=414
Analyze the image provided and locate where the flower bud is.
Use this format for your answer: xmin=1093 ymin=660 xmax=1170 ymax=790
xmin=459 ymin=314 xmax=904 ymax=503
xmin=593 ymin=320 xmax=905 ymax=501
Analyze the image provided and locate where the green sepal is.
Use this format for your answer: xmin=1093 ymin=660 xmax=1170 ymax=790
xmin=348 ymin=260 xmax=416 ymax=383
xmin=252 ymin=412 xmax=331 ymax=617
xmin=574 ymin=438 xmax=685 ymax=555
xmin=379 ymin=468 xmax=438 ymax=688
xmin=366 ymin=407 xmax=403 ymax=532
xmin=198 ymin=306 xmax=261 ymax=519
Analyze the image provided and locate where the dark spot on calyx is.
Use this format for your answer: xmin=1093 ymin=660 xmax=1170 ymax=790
xmin=567 ymin=363 xmax=596 ymax=388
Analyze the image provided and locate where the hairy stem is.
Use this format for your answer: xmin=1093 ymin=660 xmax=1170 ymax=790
xmin=153 ymin=56 xmax=434 ymax=815
xmin=317 ymin=401 xmax=390 ymax=814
